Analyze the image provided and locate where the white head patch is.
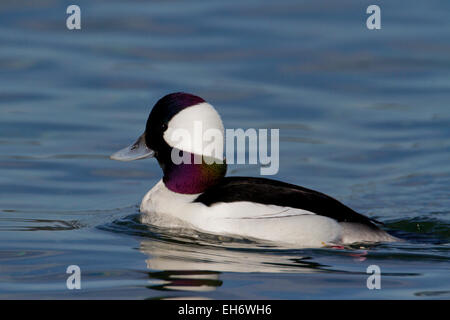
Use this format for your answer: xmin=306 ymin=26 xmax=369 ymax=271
xmin=163 ymin=102 xmax=224 ymax=161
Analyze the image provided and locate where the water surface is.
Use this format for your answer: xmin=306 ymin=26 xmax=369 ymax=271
xmin=0 ymin=0 xmax=449 ymax=299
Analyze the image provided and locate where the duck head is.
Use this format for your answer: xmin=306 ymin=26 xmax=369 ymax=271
xmin=111 ymin=92 xmax=227 ymax=194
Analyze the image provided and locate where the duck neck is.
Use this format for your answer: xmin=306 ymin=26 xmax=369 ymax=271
xmin=157 ymin=149 xmax=227 ymax=194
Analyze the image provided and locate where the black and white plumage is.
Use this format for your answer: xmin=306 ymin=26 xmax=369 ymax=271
xmin=111 ymin=92 xmax=397 ymax=247
xmin=195 ymin=176 xmax=380 ymax=228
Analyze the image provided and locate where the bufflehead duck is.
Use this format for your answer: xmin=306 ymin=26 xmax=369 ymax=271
xmin=111 ymin=92 xmax=397 ymax=247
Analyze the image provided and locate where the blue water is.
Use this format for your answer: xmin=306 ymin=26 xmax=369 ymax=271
xmin=0 ymin=0 xmax=449 ymax=299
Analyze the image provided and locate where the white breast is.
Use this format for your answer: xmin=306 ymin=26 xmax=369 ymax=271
xmin=140 ymin=180 xmax=344 ymax=247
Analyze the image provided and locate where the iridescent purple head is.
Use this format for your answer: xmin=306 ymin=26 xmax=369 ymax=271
xmin=110 ymin=92 xmax=227 ymax=194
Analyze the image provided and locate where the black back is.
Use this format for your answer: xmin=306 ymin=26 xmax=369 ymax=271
xmin=194 ymin=176 xmax=381 ymax=229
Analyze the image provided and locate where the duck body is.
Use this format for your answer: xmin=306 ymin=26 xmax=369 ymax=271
xmin=140 ymin=178 xmax=395 ymax=247
xmin=111 ymin=92 xmax=397 ymax=248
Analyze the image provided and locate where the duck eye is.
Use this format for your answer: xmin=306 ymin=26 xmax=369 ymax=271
xmin=161 ymin=123 xmax=168 ymax=131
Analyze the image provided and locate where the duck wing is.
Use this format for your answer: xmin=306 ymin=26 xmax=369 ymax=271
xmin=194 ymin=176 xmax=381 ymax=229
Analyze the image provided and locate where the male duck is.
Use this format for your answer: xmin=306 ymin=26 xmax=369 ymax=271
xmin=111 ymin=92 xmax=397 ymax=247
